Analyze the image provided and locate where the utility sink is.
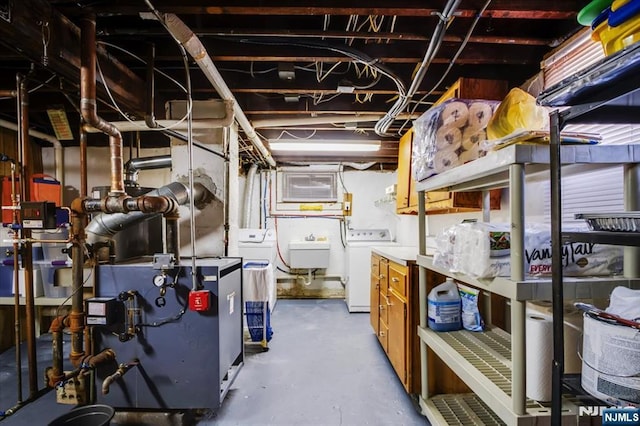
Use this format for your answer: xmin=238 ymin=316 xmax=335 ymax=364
xmin=288 ymin=241 xmax=330 ymax=269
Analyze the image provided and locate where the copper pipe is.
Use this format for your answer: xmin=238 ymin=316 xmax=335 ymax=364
xmin=53 ymin=349 xmax=116 ymax=389
xmin=79 ymin=121 xmax=88 ymax=198
xmin=12 ymin=233 xmax=22 ymax=403
xmin=9 ymin=160 xmax=22 ymax=403
xmin=80 ymin=15 xmax=124 ymax=196
xmin=47 ymin=315 xmax=68 ymax=388
xmin=85 ymin=349 xmax=116 ymax=367
xmin=0 ymin=89 xmax=17 ymax=97
xmin=17 ymin=73 xmax=38 ymax=398
xmin=69 ymin=207 xmax=87 ymax=368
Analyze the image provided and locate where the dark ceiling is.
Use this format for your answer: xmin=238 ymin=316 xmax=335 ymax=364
xmin=0 ymin=1 xmax=586 ymax=168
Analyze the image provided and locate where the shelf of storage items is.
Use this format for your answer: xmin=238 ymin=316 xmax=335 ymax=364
xmin=538 ymin=41 xmax=640 ymax=424
xmin=414 ymin=143 xmax=640 ymax=425
xmin=418 ymin=255 xmax=640 ymax=304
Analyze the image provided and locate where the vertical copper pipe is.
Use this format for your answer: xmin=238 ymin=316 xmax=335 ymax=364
xmin=79 ymin=121 xmax=88 ymax=198
xmin=17 ymin=73 xmax=38 ymax=398
xmin=108 ymin=135 xmax=124 ymax=194
xmin=69 ymin=206 xmax=86 ymax=367
xmin=80 ymin=15 xmax=124 ymax=195
xmin=10 ymin=163 xmax=22 ymax=403
xmin=47 ymin=316 xmax=67 ymax=388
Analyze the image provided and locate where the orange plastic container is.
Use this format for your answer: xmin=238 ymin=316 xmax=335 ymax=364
xmin=30 ymin=174 xmax=61 ymax=205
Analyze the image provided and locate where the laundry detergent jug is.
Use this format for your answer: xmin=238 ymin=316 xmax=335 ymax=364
xmin=428 ymin=278 xmax=462 ymax=332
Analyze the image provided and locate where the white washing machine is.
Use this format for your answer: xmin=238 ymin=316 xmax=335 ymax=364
xmin=238 ymin=228 xmax=278 ymax=311
xmin=345 ymin=229 xmax=397 ymax=313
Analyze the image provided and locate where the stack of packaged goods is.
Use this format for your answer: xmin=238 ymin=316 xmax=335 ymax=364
xmin=411 ymin=98 xmax=499 ymax=181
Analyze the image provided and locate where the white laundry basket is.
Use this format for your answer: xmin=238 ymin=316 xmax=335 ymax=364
xmin=243 ymin=262 xmax=275 ymax=349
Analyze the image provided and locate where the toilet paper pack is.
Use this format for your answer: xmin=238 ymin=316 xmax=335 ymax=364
xmin=412 ymin=98 xmax=500 ymax=181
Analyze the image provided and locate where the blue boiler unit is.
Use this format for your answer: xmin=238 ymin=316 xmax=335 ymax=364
xmin=91 ymin=257 xmax=243 ymax=411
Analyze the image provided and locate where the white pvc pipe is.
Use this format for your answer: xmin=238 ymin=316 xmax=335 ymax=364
xmin=161 ymin=13 xmax=276 ymax=167
xmin=0 ymin=119 xmax=64 ymax=193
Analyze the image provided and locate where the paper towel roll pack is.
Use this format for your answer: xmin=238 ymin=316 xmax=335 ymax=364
xmin=432 ymin=221 xmax=623 ymax=279
xmin=412 ymin=98 xmax=500 ymax=181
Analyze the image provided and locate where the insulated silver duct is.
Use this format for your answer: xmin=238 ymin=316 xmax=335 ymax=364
xmin=86 ymin=181 xmax=208 ymax=243
xmin=241 ymin=164 xmax=258 ymax=228
xmin=124 ymin=155 xmax=172 ymax=184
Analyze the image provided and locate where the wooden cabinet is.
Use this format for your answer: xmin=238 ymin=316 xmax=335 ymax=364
xmin=395 ymin=77 xmax=508 ymax=214
xmin=436 ymin=77 xmax=508 ymax=104
xmin=370 ymin=254 xmax=420 ymax=393
xmin=387 ymin=290 xmax=406 ymax=383
xmin=371 ymin=252 xmax=471 ymax=396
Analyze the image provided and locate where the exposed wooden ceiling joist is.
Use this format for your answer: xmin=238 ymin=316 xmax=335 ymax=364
xmin=0 ymin=0 xmax=145 ymax=113
xmin=83 ymin=3 xmax=578 ymax=20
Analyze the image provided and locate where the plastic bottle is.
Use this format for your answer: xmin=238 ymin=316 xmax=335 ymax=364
xmin=428 ymin=278 xmax=462 ymax=331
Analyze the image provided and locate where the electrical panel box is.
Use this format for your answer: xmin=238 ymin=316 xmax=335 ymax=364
xmin=21 ymin=201 xmax=57 ymax=229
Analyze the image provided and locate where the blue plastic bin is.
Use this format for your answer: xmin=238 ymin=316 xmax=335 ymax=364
xmin=245 ymin=301 xmax=273 ymax=343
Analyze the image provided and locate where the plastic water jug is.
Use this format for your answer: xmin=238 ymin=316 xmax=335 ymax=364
xmin=428 ymin=278 xmax=462 ymax=331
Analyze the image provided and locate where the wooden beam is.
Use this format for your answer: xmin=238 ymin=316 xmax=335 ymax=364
xmin=87 ymin=3 xmax=577 ymax=20
xmin=99 ymin=28 xmax=552 ymax=46
xmin=0 ymin=0 xmax=145 ymax=113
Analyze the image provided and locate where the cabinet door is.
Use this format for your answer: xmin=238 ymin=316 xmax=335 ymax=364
xmin=387 ymin=290 xmax=407 ymax=387
xmin=396 ymin=129 xmax=414 ymax=212
xmin=370 ymin=254 xmax=380 ymax=333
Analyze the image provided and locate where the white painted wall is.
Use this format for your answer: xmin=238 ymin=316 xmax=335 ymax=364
xmin=240 ymin=168 xmax=396 ymax=294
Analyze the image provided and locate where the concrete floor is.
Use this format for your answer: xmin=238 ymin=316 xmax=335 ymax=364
xmin=0 ymin=299 xmax=429 ymax=425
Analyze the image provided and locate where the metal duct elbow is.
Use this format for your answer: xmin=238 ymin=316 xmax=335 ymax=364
xmin=124 ymin=155 xmax=172 ymax=185
xmin=86 ymin=181 xmax=208 ymax=244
